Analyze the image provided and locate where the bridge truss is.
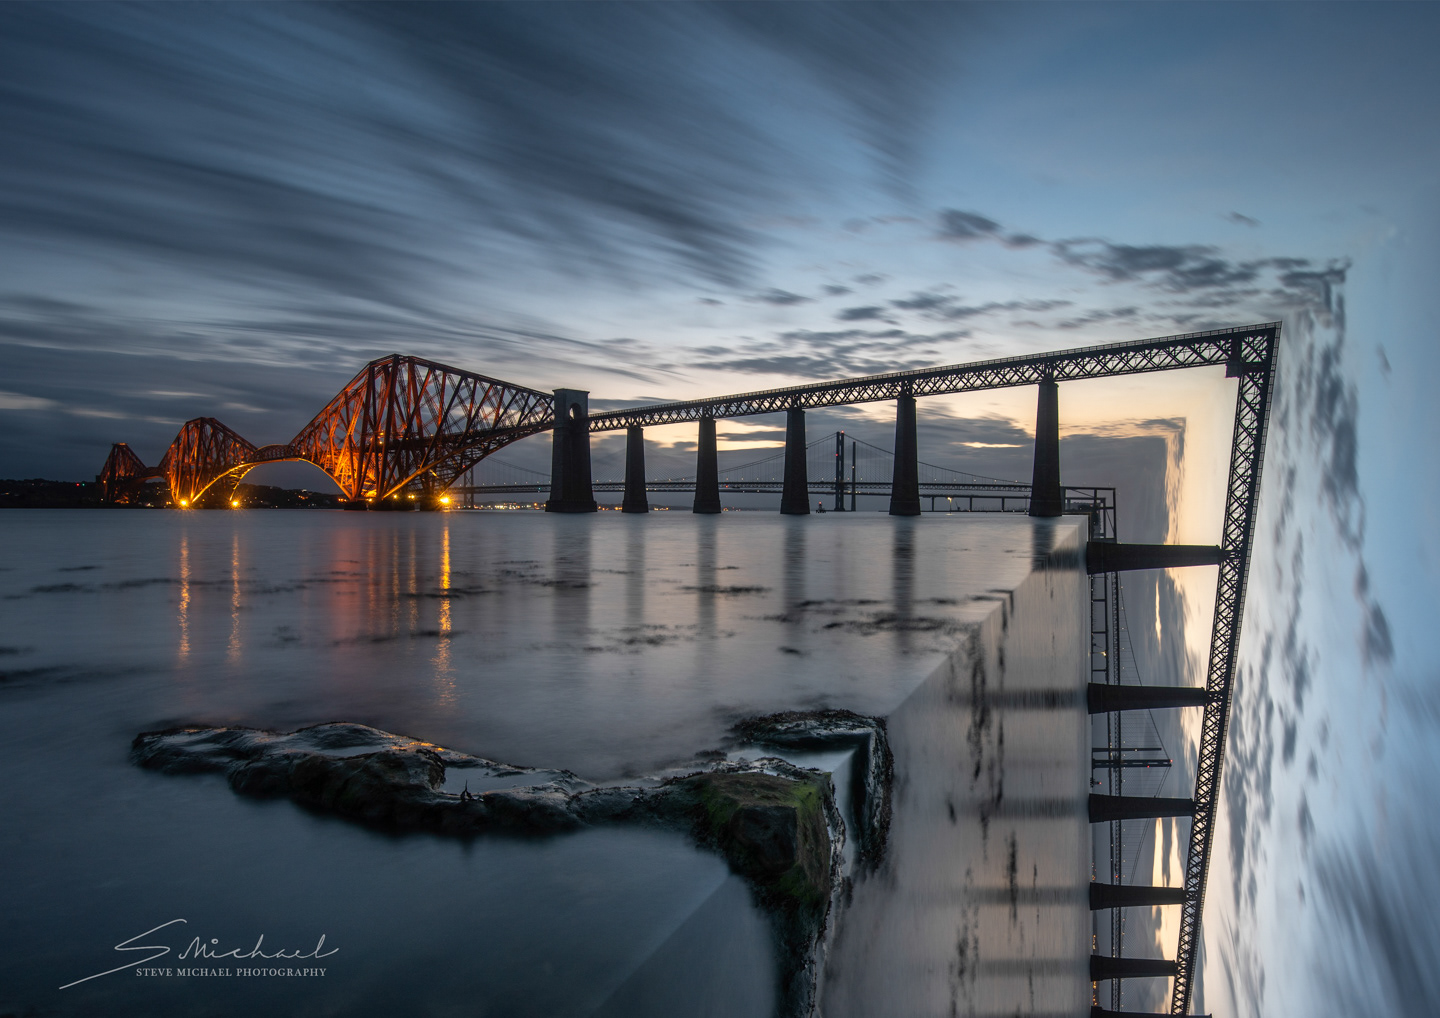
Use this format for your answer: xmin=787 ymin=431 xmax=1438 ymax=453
xmin=588 ymin=324 xmax=1272 ymax=430
xmin=99 ymin=355 xmax=553 ymax=505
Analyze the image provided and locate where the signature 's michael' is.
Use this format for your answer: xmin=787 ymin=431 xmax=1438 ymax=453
xmin=60 ymin=919 xmax=339 ymax=989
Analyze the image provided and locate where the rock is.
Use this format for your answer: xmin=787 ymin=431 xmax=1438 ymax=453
xmin=732 ymin=708 xmax=893 ymax=871
xmin=729 ymin=804 xmax=799 ymax=878
xmin=131 ymin=715 xmax=892 ymax=1018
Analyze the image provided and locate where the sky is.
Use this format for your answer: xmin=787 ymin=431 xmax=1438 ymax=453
xmin=3 ymin=4 xmax=1440 ymax=1015
xmin=0 ymin=1 xmax=1384 ymax=482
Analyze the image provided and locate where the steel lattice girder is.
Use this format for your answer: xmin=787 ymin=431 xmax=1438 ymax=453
xmin=284 ymin=355 xmax=554 ymax=500
xmin=116 ymin=355 xmax=555 ymax=504
xmin=98 ymin=443 xmax=151 ymax=484
xmin=157 ymin=418 xmax=259 ymax=503
xmin=586 ymin=323 xmax=1278 ymax=431
xmin=1169 ymin=335 xmax=1277 ymax=1015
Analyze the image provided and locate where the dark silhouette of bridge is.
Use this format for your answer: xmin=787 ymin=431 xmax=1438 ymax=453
xmin=96 ymin=321 xmax=1279 ymax=1015
xmin=458 ymin=429 xmax=1120 ymax=531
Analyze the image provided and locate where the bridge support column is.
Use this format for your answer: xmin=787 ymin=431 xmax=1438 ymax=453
xmin=780 ymin=407 xmax=810 ymax=515
xmin=1089 ymin=794 xmax=1195 ymax=823
xmin=1089 ymin=882 xmax=1188 ymax=910
xmin=889 ymin=393 xmax=921 ymax=516
xmin=1087 ymin=682 xmax=1208 ymax=714
xmin=1029 ymin=374 xmax=1063 ymax=517
xmin=1086 ymin=542 xmax=1225 ymax=573
xmin=545 ymin=389 xmax=598 ymax=513
xmin=693 ymin=416 xmax=721 ymax=514
xmin=1089 ymin=956 xmax=1178 ymax=981
xmin=622 ymin=426 xmax=649 ymax=513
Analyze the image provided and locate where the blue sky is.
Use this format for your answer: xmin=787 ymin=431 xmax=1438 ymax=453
xmin=1 ymin=2 xmax=1416 ymax=480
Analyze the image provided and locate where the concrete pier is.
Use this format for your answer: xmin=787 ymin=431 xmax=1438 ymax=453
xmin=693 ymin=417 xmax=722 ymax=514
xmin=1086 ymin=542 xmax=1225 ymax=573
xmin=780 ymin=407 xmax=810 ymax=515
xmin=544 ymin=389 xmax=598 ymax=513
xmin=1089 ymin=955 xmax=1178 ymax=981
xmin=1029 ymin=375 xmax=1063 ymax=517
xmin=1086 ymin=682 xmax=1208 ymax=714
xmin=888 ymin=394 xmax=921 ymax=517
xmin=1089 ymin=794 xmax=1196 ymax=823
xmin=622 ymin=426 xmax=649 ymax=513
xmin=1089 ymin=882 xmax=1187 ymax=910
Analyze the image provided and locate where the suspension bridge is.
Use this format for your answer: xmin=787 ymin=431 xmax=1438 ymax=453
xmin=94 ymin=322 xmax=1280 ymax=1016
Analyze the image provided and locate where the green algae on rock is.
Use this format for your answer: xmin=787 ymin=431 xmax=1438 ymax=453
xmin=131 ymin=716 xmax=892 ymax=1018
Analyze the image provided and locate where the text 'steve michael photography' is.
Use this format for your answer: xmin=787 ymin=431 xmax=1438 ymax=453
xmin=2 ymin=4 xmax=1436 ymax=1018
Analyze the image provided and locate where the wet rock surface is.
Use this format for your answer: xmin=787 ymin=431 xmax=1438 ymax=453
xmin=733 ymin=709 xmax=893 ymax=873
xmin=132 ymin=714 xmax=892 ymax=1018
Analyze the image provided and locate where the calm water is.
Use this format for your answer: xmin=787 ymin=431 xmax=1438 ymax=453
xmin=0 ymin=509 xmax=1088 ymax=1017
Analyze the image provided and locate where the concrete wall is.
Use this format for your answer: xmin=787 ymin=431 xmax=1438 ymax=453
xmin=822 ymin=520 xmax=1090 ymax=1018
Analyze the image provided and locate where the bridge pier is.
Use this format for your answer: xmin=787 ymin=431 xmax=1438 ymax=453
xmin=1089 ymin=793 xmax=1196 ymax=823
xmin=1086 ymin=542 xmax=1225 ymax=573
xmin=889 ymin=393 xmax=921 ymax=516
xmin=545 ymin=389 xmax=598 ymax=513
xmin=693 ymin=416 xmax=722 ymax=514
xmin=1087 ymin=682 xmax=1208 ymax=714
xmin=1029 ymin=373 xmax=1063 ymax=517
xmin=780 ymin=407 xmax=810 ymax=515
xmin=1089 ymin=956 xmax=1178 ymax=981
xmin=622 ymin=426 xmax=649 ymax=513
xmin=1089 ymin=882 xmax=1187 ymax=910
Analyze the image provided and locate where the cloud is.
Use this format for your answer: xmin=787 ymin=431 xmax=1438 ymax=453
xmin=887 ymin=292 xmax=947 ymax=312
xmin=0 ymin=391 xmax=59 ymax=411
xmin=692 ymin=325 xmax=965 ymax=379
xmin=1051 ymin=239 xmax=1263 ymax=291
xmin=712 ymin=4 xmax=966 ymax=189
xmin=1055 ymin=306 xmax=1141 ymax=329
xmin=930 ymin=208 xmax=1348 ymax=316
xmin=889 ymin=291 xmax=1073 ymax=322
xmin=1273 ymin=263 xmax=1349 ymax=313
xmin=0 ymin=2 xmax=963 ymax=313
xmin=822 ymin=284 xmax=853 ymax=296
xmin=1226 ymin=212 xmax=1262 ymax=227
xmin=753 ymin=288 xmax=812 ymax=306
xmin=1313 ymin=836 xmax=1440 ymax=1017
xmin=836 ymin=305 xmax=892 ymax=322
xmin=937 ymin=209 xmax=1001 ymax=241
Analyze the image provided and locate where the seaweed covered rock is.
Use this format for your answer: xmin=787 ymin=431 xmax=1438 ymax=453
xmin=662 ymin=766 xmax=839 ymax=1018
xmin=132 ymin=717 xmax=890 ymax=1018
xmin=674 ymin=770 xmax=830 ymax=907
xmin=733 ymin=708 xmax=893 ymax=871
xmin=132 ymin=723 xmax=591 ymax=835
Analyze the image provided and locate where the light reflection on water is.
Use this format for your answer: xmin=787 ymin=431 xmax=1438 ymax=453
xmin=0 ymin=509 xmax=1087 ymax=1016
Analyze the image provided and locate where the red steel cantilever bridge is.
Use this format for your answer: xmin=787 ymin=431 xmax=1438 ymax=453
xmin=99 ymin=355 xmax=554 ymax=506
xmin=98 ymin=322 xmax=1279 ymax=1015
